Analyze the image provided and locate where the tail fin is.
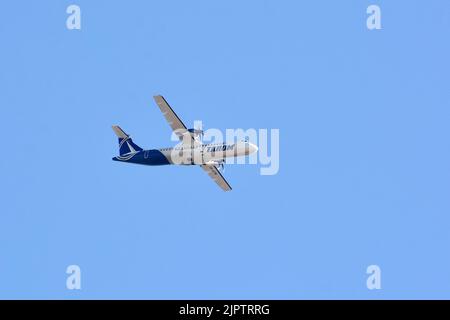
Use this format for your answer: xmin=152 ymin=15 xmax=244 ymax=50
xmin=112 ymin=125 xmax=143 ymax=156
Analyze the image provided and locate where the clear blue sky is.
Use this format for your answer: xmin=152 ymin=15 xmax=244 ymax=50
xmin=1 ymin=0 xmax=450 ymax=299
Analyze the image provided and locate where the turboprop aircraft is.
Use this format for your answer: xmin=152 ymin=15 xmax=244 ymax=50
xmin=112 ymin=95 xmax=258 ymax=191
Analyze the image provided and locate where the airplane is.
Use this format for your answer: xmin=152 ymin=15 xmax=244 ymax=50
xmin=112 ymin=95 xmax=258 ymax=191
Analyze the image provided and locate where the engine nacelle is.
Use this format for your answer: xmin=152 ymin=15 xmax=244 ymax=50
xmin=188 ymin=128 xmax=203 ymax=141
xmin=204 ymin=160 xmax=219 ymax=166
xmin=204 ymin=160 xmax=225 ymax=171
xmin=187 ymin=128 xmax=204 ymax=136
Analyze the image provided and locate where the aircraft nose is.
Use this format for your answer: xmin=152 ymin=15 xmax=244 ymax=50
xmin=249 ymin=143 xmax=258 ymax=154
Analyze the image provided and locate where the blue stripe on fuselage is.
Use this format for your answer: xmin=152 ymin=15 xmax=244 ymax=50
xmin=112 ymin=149 xmax=170 ymax=166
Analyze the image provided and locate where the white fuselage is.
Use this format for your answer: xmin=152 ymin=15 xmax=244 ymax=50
xmin=158 ymin=141 xmax=258 ymax=165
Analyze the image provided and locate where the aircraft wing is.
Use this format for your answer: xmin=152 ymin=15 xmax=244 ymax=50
xmin=201 ymin=165 xmax=232 ymax=192
xmin=153 ymin=95 xmax=188 ymax=140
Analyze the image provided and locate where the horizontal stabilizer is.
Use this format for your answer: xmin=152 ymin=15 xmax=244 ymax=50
xmin=112 ymin=125 xmax=128 ymax=139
